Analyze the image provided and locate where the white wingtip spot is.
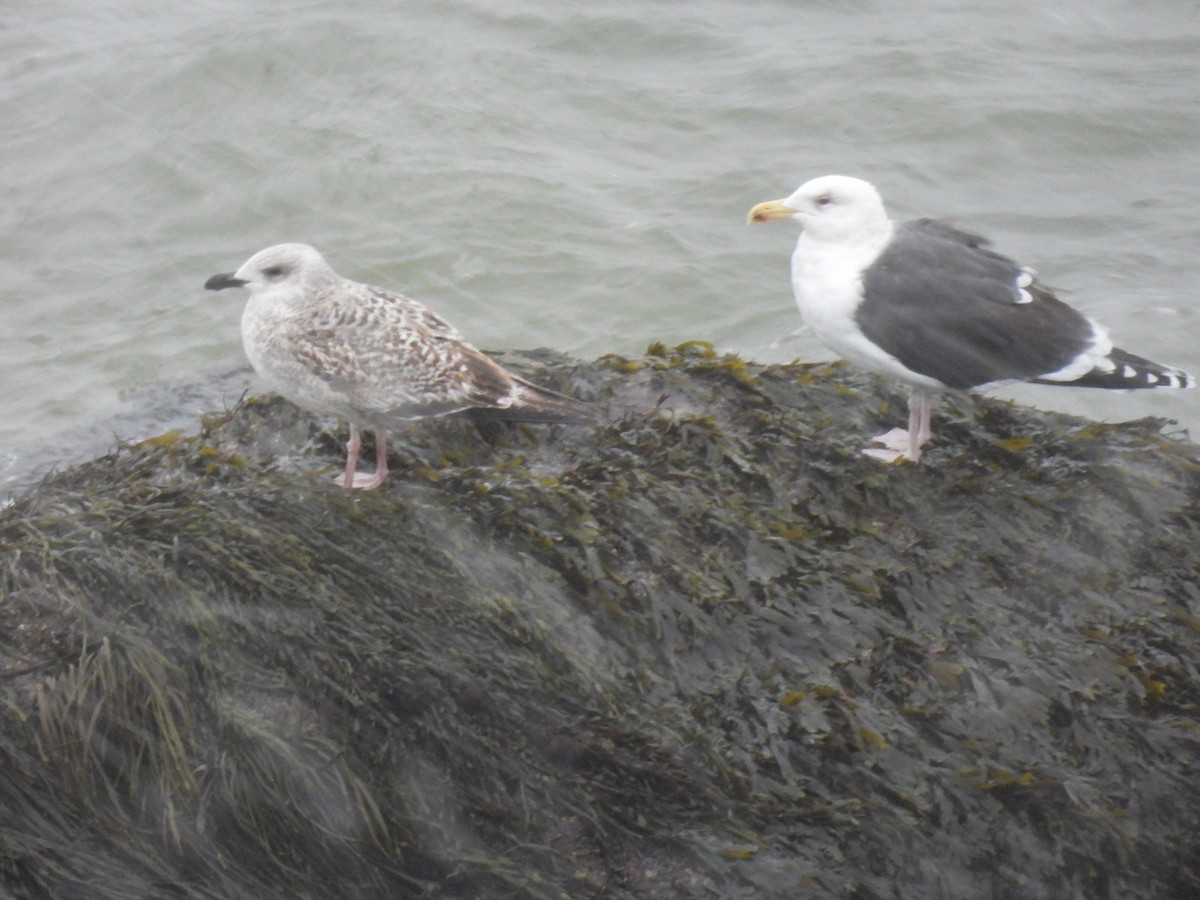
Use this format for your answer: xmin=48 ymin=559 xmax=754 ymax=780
xmin=1122 ymin=365 xmax=1137 ymax=379
xmin=1146 ymin=373 xmax=1159 ymax=384
xmin=1016 ymin=288 xmax=1033 ymax=304
xmin=1016 ymin=270 xmax=1034 ymax=288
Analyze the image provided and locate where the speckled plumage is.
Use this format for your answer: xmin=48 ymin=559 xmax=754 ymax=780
xmin=206 ymin=243 xmax=590 ymax=489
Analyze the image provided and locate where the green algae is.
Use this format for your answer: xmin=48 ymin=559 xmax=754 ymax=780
xmin=1 ymin=345 xmax=1199 ymax=898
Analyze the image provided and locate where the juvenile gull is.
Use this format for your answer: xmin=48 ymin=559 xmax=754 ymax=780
xmin=206 ymin=243 xmax=591 ymax=489
xmin=748 ymin=175 xmax=1194 ymax=463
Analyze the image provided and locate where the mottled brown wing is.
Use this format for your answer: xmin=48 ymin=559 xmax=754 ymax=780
xmin=288 ymin=283 xmax=517 ymax=418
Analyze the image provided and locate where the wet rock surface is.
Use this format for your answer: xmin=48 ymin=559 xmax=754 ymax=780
xmin=2 ymin=344 xmax=1199 ymax=898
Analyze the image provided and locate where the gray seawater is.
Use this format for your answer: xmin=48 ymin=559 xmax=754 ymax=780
xmin=4 ymin=0 xmax=1199 ymax=495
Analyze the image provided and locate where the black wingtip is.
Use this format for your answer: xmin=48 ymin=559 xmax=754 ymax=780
xmin=204 ymin=272 xmax=247 ymax=291
xmin=1033 ymin=348 xmax=1195 ymax=391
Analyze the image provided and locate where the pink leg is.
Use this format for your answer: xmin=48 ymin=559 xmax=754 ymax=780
xmin=864 ymin=389 xmax=936 ymax=463
xmin=333 ymin=425 xmax=389 ymax=490
xmin=904 ymin=389 xmax=935 ymax=463
xmin=364 ymin=427 xmax=389 ymax=490
xmin=335 ymin=423 xmax=363 ymax=488
xmin=916 ymin=390 xmax=933 ymax=447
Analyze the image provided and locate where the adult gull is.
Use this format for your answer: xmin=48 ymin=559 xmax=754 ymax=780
xmin=206 ymin=243 xmax=591 ymax=489
xmin=749 ymin=175 xmax=1193 ymax=463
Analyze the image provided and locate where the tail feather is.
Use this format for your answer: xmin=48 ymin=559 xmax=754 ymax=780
xmin=478 ymin=376 xmax=596 ymax=424
xmin=1034 ymin=347 xmax=1194 ymax=391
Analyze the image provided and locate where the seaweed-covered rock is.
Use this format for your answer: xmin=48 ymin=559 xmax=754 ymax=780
xmin=2 ymin=343 xmax=1199 ymax=898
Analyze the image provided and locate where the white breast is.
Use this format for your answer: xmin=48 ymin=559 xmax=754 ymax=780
xmin=241 ymin=294 xmax=357 ymax=420
xmin=789 ymin=231 xmax=944 ymax=390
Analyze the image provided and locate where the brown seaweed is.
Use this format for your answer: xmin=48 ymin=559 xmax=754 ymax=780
xmin=1 ymin=345 xmax=1198 ymax=898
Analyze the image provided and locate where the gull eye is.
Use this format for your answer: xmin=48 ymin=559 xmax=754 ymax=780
xmin=814 ymin=194 xmax=833 ymax=208
xmin=262 ymin=265 xmax=284 ymax=279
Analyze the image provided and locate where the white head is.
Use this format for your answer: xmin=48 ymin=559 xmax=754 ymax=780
xmin=748 ymin=175 xmax=891 ymax=244
xmin=204 ymin=243 xmax=339 ymax=305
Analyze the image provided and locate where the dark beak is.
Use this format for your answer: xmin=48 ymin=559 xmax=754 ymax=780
xmin=205 ymin=272 xmax=248 ymax=291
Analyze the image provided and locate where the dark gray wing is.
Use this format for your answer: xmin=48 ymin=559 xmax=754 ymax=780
xmin=856 ymin=219 xmax=1098 ymax=390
